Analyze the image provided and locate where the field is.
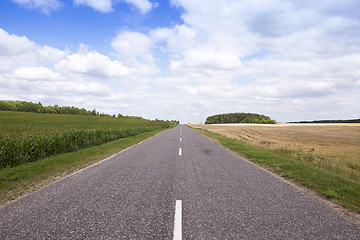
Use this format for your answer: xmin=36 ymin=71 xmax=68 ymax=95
xmin=0 ymin=111 xmax=164 ymax=135
xmin=191 ymin=123 xmax=360 ymax=180
xmin=0 ymin=111 xmax=171 ymax=168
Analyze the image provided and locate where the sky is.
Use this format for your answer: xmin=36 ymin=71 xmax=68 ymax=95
xmin=0 ymin=0 xmax=359 ymax=123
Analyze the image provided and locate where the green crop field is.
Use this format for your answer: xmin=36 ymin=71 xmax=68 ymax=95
xmin=0 ymin=111 xmax=173 ymax=169
xmin=0 ymin=111 xmax=165 ymax=135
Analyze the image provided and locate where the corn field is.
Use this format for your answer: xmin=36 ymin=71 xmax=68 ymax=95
xmin=0 ymin=127 xmax=157 ymax=169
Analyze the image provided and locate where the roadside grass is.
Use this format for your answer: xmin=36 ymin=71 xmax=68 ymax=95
xmin=0 ymin=128 xmax=166 ymax=205
xmin=190 ymin=126 xmax=360 ymax=214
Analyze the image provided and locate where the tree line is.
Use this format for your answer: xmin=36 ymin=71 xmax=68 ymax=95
xmin=0 ymin=100 xmax=103 ymax=116
xmin=205 ymin=112 xmax=276 ymax=124
xmin=289 ymin=119 xmax=360 ymax=123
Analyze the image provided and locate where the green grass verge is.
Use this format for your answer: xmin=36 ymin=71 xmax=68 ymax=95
xmin=190 ymin=126 xmax=360 ymax=214
xmin=0 ymin=128 xmax=166 ymax=205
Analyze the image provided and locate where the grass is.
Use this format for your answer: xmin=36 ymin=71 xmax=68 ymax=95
xmin=190 ymin=126 xmax=360 ymax=214
xmin=0 ymin=128 xmax=166 ymax=205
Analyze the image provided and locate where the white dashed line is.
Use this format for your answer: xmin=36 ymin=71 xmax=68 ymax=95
xmin=179 ymin=148 xmax=182 ymax=156
xmin=180 ymin=138 xmax=182 ymax=141
xmin=173 ymin=200 xmax=182 ymax=240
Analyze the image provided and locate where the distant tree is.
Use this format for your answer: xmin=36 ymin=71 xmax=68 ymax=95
xmin=16 ymin=101 xmax=42 ymax=113
xmin=205 ymin=112 xmax=276 ymax=124
xmin=0 ymin=101 xmax=15 ymax=111
xmin=289 ymin=119 xmax=360 ymax=124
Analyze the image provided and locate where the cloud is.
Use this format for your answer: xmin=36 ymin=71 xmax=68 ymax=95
xmin=150 ymin=25 xmax=199 ymax=54
xmin=56 ymin=46 xmax=129 ymax=79
xmin=0 ymin=28 xmax=68 ymax=71
xmin=111 ymin=31 xmax=153 ymax=59
xmin=73 ymin=0 xmax=113 ymax=13
xmin=12 ymin=67 xmax=62 ymax=80
xmin=97 ymin=0 xmax=360 ymax=122
xmin=0 ymin=28 xmax=126 ymax=112
xmin=1 ymin=75 xmax=113 ymax=101
xmin=11 ymin=0 xmax=61 ymax=14
xmin=0 ymin=28 xmax=37 ymax=57
xmin=73 ymin=0 xmax=154 ymax=14
xmin=124 ymin=0 xmax=154 ymax=14
xmin=170 ymin=47 xmax=242 ymax=73
xmin=147 ymin=0 xmax=360 ymax=122
xmin=0 ymin=28 xmax=158 ymax=115
xmin=11 ymin=0 xmax=155 ymax=14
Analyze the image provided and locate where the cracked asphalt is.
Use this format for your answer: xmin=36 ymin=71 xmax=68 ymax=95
xmin=0 ymin=125 xmax=359 ymax=239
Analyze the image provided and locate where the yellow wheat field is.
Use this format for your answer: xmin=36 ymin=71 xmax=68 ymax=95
xmin=191 ymin=123 xmax=360 ymax=179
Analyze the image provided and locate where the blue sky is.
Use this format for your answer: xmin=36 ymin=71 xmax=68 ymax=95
xmin=1 ymin=0 xmax=360 ymax=123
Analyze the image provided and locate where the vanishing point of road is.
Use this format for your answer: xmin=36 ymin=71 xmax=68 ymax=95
xmin=1 ymin=125 xmax=359 ymax=239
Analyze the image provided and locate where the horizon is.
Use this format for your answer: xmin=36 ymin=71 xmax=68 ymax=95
xmin=1 ymin=0 xmax=359 ymax=124
xmin=2 ymin=99 xmax=360 ymax=124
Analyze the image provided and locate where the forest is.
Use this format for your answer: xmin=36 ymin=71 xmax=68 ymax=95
xmin=205 ymin=113 xmax=276 ymax=124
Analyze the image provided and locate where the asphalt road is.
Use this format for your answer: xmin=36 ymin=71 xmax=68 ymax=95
xmin=1 ymin=125 xmax=359 ymax=239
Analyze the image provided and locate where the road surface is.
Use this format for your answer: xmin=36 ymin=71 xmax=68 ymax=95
xmin=1 ymin=125 xmax=359 ymax=239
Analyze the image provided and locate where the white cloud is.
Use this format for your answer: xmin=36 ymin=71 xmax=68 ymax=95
xmin=1 ymin=75 xmax=113 ymax=100
xmin=11 ymin=0 xmax=61 ymax=14
xmin=124 ymin=0 xmax=154 ymax=14
xmin=0 ymin=28 xmax=68 ymax=71
xmin=12 ymin=67 xmax=62 ymax=80
xmin=0 ymin=28 xmax=37 ymax=57
xmin=111 ymin=31 xmax=153 ymax=59
xmin=170 ymin=47 xmax=242 ymax=73
xmin=151 ymin=0 xmax=360 ymax=122
xmin=150 ymin=25 xmax=200 ymax=55
xmin=73 ymin=0 xmax=154 ymax=14
xmin=73 ymin=0 xmax=113 ymax=13
xmin=56 ymin=47 xmax=129 ymax=79
xmin=0 ymin=29 xmax=126 ymax=113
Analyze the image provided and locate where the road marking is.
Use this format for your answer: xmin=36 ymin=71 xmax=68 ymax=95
xmin=180 ymin=138 xmax=182 ymax=141
xmin=173 ymin=200 xmax=182 ymax=240
xmin=179 ymin=148 xmax=182 ymax=156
